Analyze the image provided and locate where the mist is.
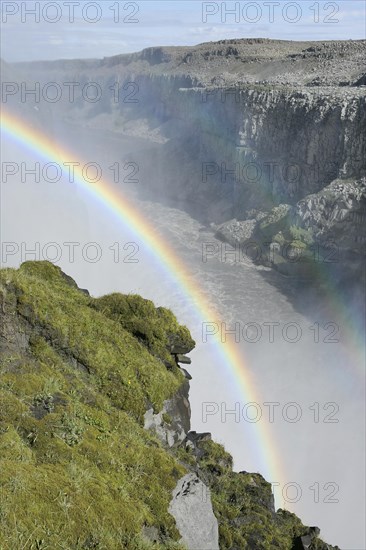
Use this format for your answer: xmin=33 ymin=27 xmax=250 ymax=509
xmin=1 ymin=4 xmax=365 ymax=549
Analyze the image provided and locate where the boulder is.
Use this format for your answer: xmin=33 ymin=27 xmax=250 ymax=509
xmin=179 ymin=367 xmax=192 ymax=380
xmin=294 ymin=526 xmax=323 ymax=549
xmin=175 ymin=354 xmax=191 ymax=365
xmin=168 ymin=473 xmax=219 ymax=550
xmin=215 ymin=218 xmax=257 ymax=246
xmin=182 ymin=431 xmax=212 ymax=459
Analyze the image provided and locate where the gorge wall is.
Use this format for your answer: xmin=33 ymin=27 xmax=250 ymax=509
xmin=7 ymin=38 xmax=366 ymax=279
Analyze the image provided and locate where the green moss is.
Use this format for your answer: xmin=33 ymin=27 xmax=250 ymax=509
xmin=189 ymin=439 xmax=332 ymax=549
xmin=259 ymin=204 xmax=292 ymax=239
xmin=288 ymin=225 xmax=314 ymax=246
xmin=91 ymin=293 xmax=195 ymax=369
xmin=0 ymin=427 xmax=34 ymax=463
xmin=2 ymin=262 xmax=187 ymax=420
xmin=162 ymin=413 xmax=172 ymax=425
xmin=0 ymin=262 xmax=336 ymax=549
xmin=173 ymin=445 xmax=197 ymax=468
xmin=198 ymin=439 xmax=233 ymax=475
xmin=0 ymin=262 xmax=190 ymax=548
xmin=273 ymin=231 xmax=286 ymax=245
xmin=289 ymin=239 xmax=307 ymax=250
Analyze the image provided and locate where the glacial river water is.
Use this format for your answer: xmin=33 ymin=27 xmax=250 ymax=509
xmin=2 ymin=121 xmax=365 ymax=549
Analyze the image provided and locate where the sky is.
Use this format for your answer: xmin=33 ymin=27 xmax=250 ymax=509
xmin=0 ymin=0 xmax=365 ymax=62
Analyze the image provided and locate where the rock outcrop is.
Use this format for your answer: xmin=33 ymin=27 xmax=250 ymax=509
xmin=169 ymin=473 xmax=219 ymax=550
xmin=0 ymin=261 xmax=341 ymax=549
xmin=144 ymin=379 xmax=191 ymax=447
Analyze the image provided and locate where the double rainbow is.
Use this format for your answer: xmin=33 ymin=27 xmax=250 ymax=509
xmin=4 ymin=106 xmax=322 ymax=498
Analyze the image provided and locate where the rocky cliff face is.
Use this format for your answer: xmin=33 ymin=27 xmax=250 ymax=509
xmin=0 ymin=262 xmax=340 ymax=549
xmin=10 ymin=39 xmax=366 ymax=282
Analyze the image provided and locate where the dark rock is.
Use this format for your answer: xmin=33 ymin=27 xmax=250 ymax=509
xmin=185 ymin=431 xmax=212 ymax=444
xmin=30 ymin=393 xmax=67 ymax=420
xmin=175 ymin=354 xmax=191 ymax=365
xmin=170 ymin=344 xmax=193 ymax=354
xmin=354 ymin=73 xmax=366 ymax=86
xmin=182 ymin=431 xmax=212 ymax=459
xmin=179 ymin=367 xmax=192 ymax=380
xmin=79 ymin=288 xmax=90 ymax=296
xmin=294 ymin=526 xmax=323 ymax=549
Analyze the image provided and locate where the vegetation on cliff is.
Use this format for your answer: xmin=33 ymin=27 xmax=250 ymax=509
xmin=0 ymin=262 xmax=338 ymax=549
xmin=0 ymin=262 xmax=189 ymax=549
xmin=176 ymin=439 xmax=335 ymax=550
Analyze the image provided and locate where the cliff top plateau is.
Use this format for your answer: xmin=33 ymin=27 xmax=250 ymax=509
xmin=14 ymin=38 xmax=366 ymax=89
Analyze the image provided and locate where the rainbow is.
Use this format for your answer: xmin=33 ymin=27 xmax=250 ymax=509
xmin=1 ymin=108 xmax=286 ymax=493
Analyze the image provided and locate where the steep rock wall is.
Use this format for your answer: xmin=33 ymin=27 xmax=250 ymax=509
xmin=127 ymin=78 xmax=366 ymax=213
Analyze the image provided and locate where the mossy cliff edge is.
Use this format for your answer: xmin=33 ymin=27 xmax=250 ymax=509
xmin=0 ymin=262 xmax=339 ymax=549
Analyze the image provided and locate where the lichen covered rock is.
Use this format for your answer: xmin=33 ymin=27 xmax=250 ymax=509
xmin=169 ymin=473 xmax=219 ymax=550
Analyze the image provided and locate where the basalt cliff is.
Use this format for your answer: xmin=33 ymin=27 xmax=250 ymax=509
xmin=9 ymin=38 xmax=366 ymax=283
